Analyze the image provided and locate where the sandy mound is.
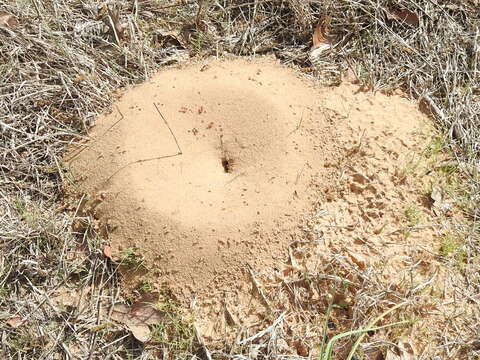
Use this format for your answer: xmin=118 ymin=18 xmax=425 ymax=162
xmin=67 ymin=58 xmax=430 ymax=304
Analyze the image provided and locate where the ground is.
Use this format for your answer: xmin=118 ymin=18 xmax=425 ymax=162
xmin=0 ymin=1 xmax=479 ymax=359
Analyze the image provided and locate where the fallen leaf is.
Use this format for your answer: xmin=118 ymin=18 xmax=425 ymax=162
xmin=111 ymin=296 xmax=164 ymax=343
xmin=52 ymin=286 xmax=79 ymax=307
xmin=73 ymin=74 xmax=87 ymax=83
xmin=224 ymin=305 xmax=237 ymax=326
xmin=129 ymin=324 xmax=151 ymax=342
xmin=103 ymin=246 xmax=113 ymax=259
xmin=347 ymin=250 xmax=368 ymax=269
xmin=430 ymin=186 xmax=452 ymax=214
xmin=130 ymin=301 xmax=164 ymax=325
xmin=155 ymin=30 xmax=185 ymax=48
xmin=388 ymin=8 xmax=419 ymax=25
xmin=110 ymin=303 xmax=130 ymax=322
xmin=431 ymin=186 xmax=443 ymax=204
xmin=312 ymin=15 xmax=333 ymax=50
xmin=6 ymin=317 xmax=22 ymax=327
xmin=295 ymin=341 xmax=309 ymax=357
xmin=0 ymin=12 xmax=18 ymax=28
xmin=98 ymin=5 xmax=128 ymax=43
xmin=386 ymin=340 xmax=416 ymax=360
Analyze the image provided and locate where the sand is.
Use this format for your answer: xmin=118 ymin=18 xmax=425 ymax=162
xmin=66 ymin=57 xmax=431 ymax=304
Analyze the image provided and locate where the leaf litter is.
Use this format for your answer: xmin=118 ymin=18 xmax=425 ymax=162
xmin=5 ymin=317 xmax=23 ymax=328
xmin=310 ymin=15 xmax=337 ymax=60
xmin=110 ymin=295 xmax=164 ymax=343
xmin=385 ymin=340 xmax=416 ymax=360
xmin=387 ymin=8 xmax=420 ymax=25
xmin=0 ymin=12 xmax=17 ymax=28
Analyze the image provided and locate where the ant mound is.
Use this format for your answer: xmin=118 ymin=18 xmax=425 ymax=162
xmin=67 ymin=58 xmax=427 ymax=302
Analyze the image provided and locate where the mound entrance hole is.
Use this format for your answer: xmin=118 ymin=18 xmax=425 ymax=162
xmin=221 ymin=156 xmax=232 ymax=173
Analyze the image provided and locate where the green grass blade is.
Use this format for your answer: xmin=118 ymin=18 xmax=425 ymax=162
xmin=345 ymin=301 xmax=409 ymax=360
xmin=321 ymin=320 xmax=410 ymax=360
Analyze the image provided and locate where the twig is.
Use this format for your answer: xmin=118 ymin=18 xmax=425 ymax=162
xmin=238 ymin=312 xmax=286 ymax=345
xmin=194 ymin=324 xmax=213 ymax=360
xmin=248 ymin=265 xmax=272 ymax=311
xmin=154 ymin=102 xmax=183 ymax=155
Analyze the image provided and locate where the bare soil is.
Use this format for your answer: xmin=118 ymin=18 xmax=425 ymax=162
xmin=68 ymin=57 xmax=344 ymax=297
xmin=67 ymin=58 xmax=436 ymax=346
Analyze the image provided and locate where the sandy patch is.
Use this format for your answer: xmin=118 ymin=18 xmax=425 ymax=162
xmin=66 ymin=58 xmax=434 ymax=319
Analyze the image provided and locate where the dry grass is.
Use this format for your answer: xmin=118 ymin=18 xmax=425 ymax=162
xmin=0 ymin=0 xmax=478 ymax=358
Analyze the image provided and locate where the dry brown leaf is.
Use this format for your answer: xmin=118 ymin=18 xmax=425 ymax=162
xmin=312 ymin=15 xmax=332 ymax=50
xmin=52 ymin=286 xmax=79 ymax=307
xmin=224 ymin=305 xmax=237 ymax=327
xmin=388 ymin=8 xmax=419 ymax=25
xmin=130 ymin=302 xmax=164 ymax=325
xmin=430 ymin=186 xmax=452 ymax=214
xmin=98 ymin=5 xmax=128 ymax=42
xmin=386 ymin=340 xmax=416 ymax=360
xmin=129 ymin=324 xmax=151 ymax=342
xmin=347 ymin=250 xmax=368 ymax=269
xmin=103 ymin=246 xmax=113 ymax=259
xmin=110 ymin=303 xmax=130 ymax=322
xmin=0 ymin=12 xmax=18 ymax=28
xmin=295 ymin=341 xmax=309 ymax=357
xmin=331 ymin=292 xmax=353 ymax=308
xmin=111 ymin=297 xmax=164 ymax=343
xmin=431 ymin=186 xmax=443 ymax=204
xmin=73 ymin=74 xmax=87 ymax=83
xmin=6 ymin=317 xmax=22 ymax=327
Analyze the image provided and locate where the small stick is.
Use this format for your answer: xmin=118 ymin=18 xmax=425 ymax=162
xmin=103 ymin=153 xmax=181 ymax=183
xmin=103 ymin=103 xmax=183 ymax=182
xmin=154 ymin=102 xmax=182 ymax=155
xmin=193 ymin=324 xmax=213 ymax=360
xmin=65 ymin=106 xmax=124 ymax=163
xmin=238 ymin=312 xmax=286 ymax=345
xmin=247 ymin=265 xmax=271 ymax=311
